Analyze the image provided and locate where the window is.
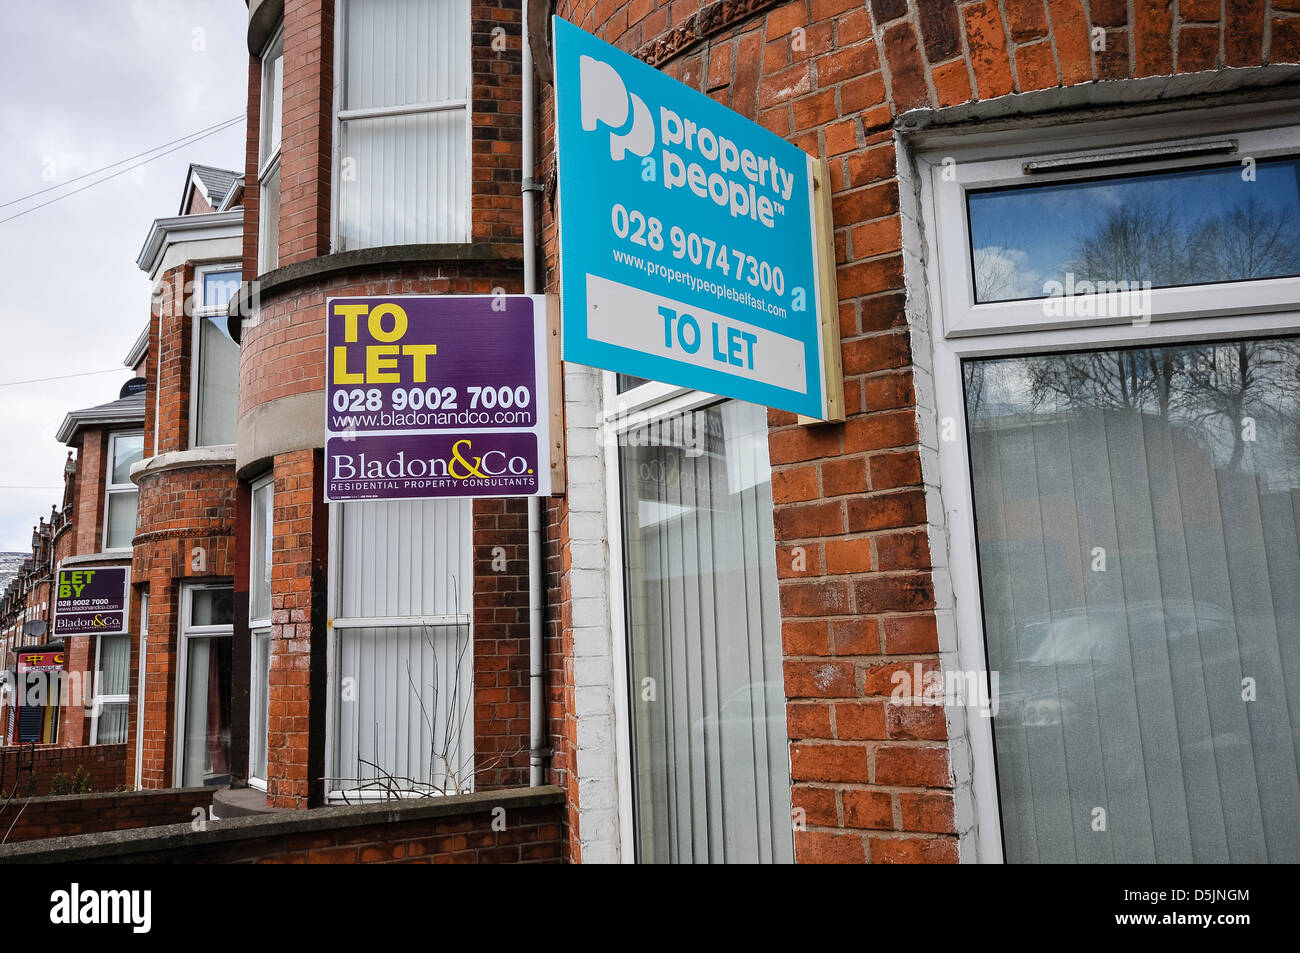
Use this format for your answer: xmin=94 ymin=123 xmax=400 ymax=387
xmin=327 ymin=498 xmax=472 ymax=800
xmin=177 ymin=584 xmax=234 ymax=787
xmin=258 ymin=26 xmax=284 ymax=273
xmin=967 ymin=157 xmax=1300 ymax=303
xmin=90 ymin=633 xmax=130 ymax=744
xmin=248 ymin=476 xmax=273 ymax=789
xmin=103 ymin=432 xmax=143 ymax=550
xmin=334 ymin=0 xmax=470 ymax=250
xmin=192 ymin=264 xmax=241 ymax=447
xmin=608 ymin=381 xmax=793 ymax=863
xmin=917 ymin=106 xmax=1300 ymax=863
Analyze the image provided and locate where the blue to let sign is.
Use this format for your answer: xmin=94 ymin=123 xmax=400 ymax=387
xmin=554 ymin=17 xmax=838 ymax=420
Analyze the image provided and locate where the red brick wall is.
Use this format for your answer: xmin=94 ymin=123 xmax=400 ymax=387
xmin=242 ymin=47 xmax=263 ymax=282
xmin=472 ymin=0 xmax=525 ymax=242
xmin=471 ymin=497 xmax=531 ymax=789
xmin=0 ymin=743 xmax=127 ymax=799
xmin=236 ymin=264 xmax=523 ymax=417
xmin=242 ymin=0 xmax=528 ymax=275
xmin=150 ymin=264 xmax=196 ymax=454
xmin=129 ymin=464 xmax=238 ymax=788
xmin=0 ymin=785 xmax=212 ymax=843
xmin=278 ymin=0 xmax=334 ymax=266
xmin=73 ymin=431 xmax=107 ymax=555
xmin=0 ymin=793 xmax=565 ymax=864
xmin=544 ymin=0 xmax=1300 ymax=863
xmin=266 ymin=449 xmax=328 ymax=809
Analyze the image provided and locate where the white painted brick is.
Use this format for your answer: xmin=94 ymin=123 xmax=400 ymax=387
xmin=573 ymin=654 xmax=612 ymax=688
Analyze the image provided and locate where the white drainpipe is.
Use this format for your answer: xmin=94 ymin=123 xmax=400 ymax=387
xmin=522 ymin=5 xmax=546 ymax=788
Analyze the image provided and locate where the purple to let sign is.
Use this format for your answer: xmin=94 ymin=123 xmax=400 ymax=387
xmin=53 ymin=565 xmax=130 ymax=636
xmin=325 ymin=295 xmax=552 ymax=502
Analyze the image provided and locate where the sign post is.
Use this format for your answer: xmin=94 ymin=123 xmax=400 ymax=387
xmin=554 ymin=16 xmax=842 ymax=422
xmin=52 ymin=565 xmax=130 ymax=637
xmin=324 ymin=294 xmax=554 ymax=503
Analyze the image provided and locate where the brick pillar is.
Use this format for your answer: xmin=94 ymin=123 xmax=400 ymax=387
xmin=137 ymin=575 xmax=177 ymax=788
xmin=266 ymin=449 xmax=328 ymax=808
xmin=278 ymin=0 xmax=334 ymax=267
xmin=471 ymin=497 xmax=530 ymax=790
xmin=56 ymin=634 xmax=91 ymax=746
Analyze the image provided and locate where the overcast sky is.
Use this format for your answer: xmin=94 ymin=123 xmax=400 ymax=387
xmin=0 ymin=1 xmax=247 ymax=551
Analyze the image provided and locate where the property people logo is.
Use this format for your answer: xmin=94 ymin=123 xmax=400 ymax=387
xmin=575 ymin=49 xmax=797 ymax=228
xmin=579 ymin=54 xmax=655 ymax=161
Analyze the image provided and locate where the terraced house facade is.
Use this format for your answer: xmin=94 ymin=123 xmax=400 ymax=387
xmin=5 ymin=0 xmax=1300 ymax=866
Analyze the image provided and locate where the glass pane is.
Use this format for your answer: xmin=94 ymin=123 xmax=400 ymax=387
xmin=196 ymin=316 xmax=239 ymax=446
xmin=104 ymin=491 xmax=138 ymax=549
xmin=182 ymin=635 xmax=233 ymax=786
xmin=189 ymin=587 xmax=234 ymax=628
xmin=96 ymin=702 xmax=128 ymax=745
xmin=202 ymin=270 xmax=241 ymax=310
xmin=261 ymin=34 xmax=283 ymax=161
xmin=334 ymin=624 xmax=472 ymax=794
xmin=259 ymin=164 xmax=280 ymax=273
xmin=967 ymin=157 xmax=1300 ymax=302
xmin=343 ymin=0 xmax=468 ymax=110
xmin=96 ymin=633 xmax=130 ymax=696
xmin=337 ymin=111 xmax=468 ymax=249
xmin=110 ymin=433 xmax=143 ymax=485
xmin=965 ymin=335 xmax=1300 ymax=862
xmin=337 ymin=498 xmax=470 ymax=618
xmin=250 ymin=630 xmax=271 ymax=781
xmin=618 ymin=400 xmax=793 ymax=863
xmin=617 ymin=374 xmax=653 ymax=393
xmin=250 ymin=481 xmax=273 ymax=623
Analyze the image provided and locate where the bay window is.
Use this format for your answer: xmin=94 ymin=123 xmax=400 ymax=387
xmin=326 ymin=497 xmax=473 ymax=800
xmin=258 ymin=26 xmax=283 ymax=274
xmin=177 ymin=584 xmax=234 ymax=787
xmin=916 ymin=105 xmax=1300 ymax=863
xmin=192 ymin=264 xmax=241 ymax=447
xmin=608 ymin=379 xmax=794 ymax=863
xmin=103 ymin=431 xmax=143 ymax=551
xmin=248 ymin=475 xmax=273 ymax=789
xmin=334 ymin=0 xmax=470 ymax=250
xmin=90 ymin=633 xmax=130 ymax=744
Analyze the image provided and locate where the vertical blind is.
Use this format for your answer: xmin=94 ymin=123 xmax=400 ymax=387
xmin=333 ymin=498 xmax=473 ymax=796
xmin=337 ymin=0 xmax=469 ymax=250
xmin=619 ymin=400 xmax=794 ymax=863
xmin=95 ymin=633 xmax=130 ymax=744
xmin=966 ymin=337 xmax=1300 ymax=862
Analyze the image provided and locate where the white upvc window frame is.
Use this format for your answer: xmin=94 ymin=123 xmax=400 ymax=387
xmin=189 ymin=262 xmax=242 ymax=449
xmin=602 ymin=374 xmax=707 ymax=863
xmin=89 ymin=632 xmax=131 ymax=745
xmin=601 ymin=373 xmax=796 ymax=863
xmin=323 ymin=500 xmax=474 ymax=804
xmin=173 ymin=581 xmax=234 ymax=788
xmin=910 ymin=98 xmax=1300 ymax=864
xmin=248 ymin=473 xmax=274 ymax=791
xmin=258 ymin=24 xmax=285 ymax=274
xmin=102 ymin=430 xmax=143 ymax=553
xmin=329 ymin=0 xmax=473 ymax=251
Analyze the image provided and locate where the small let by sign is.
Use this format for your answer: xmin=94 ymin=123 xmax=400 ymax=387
xmin=52 ymin=565 xmax=130 ymax=636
